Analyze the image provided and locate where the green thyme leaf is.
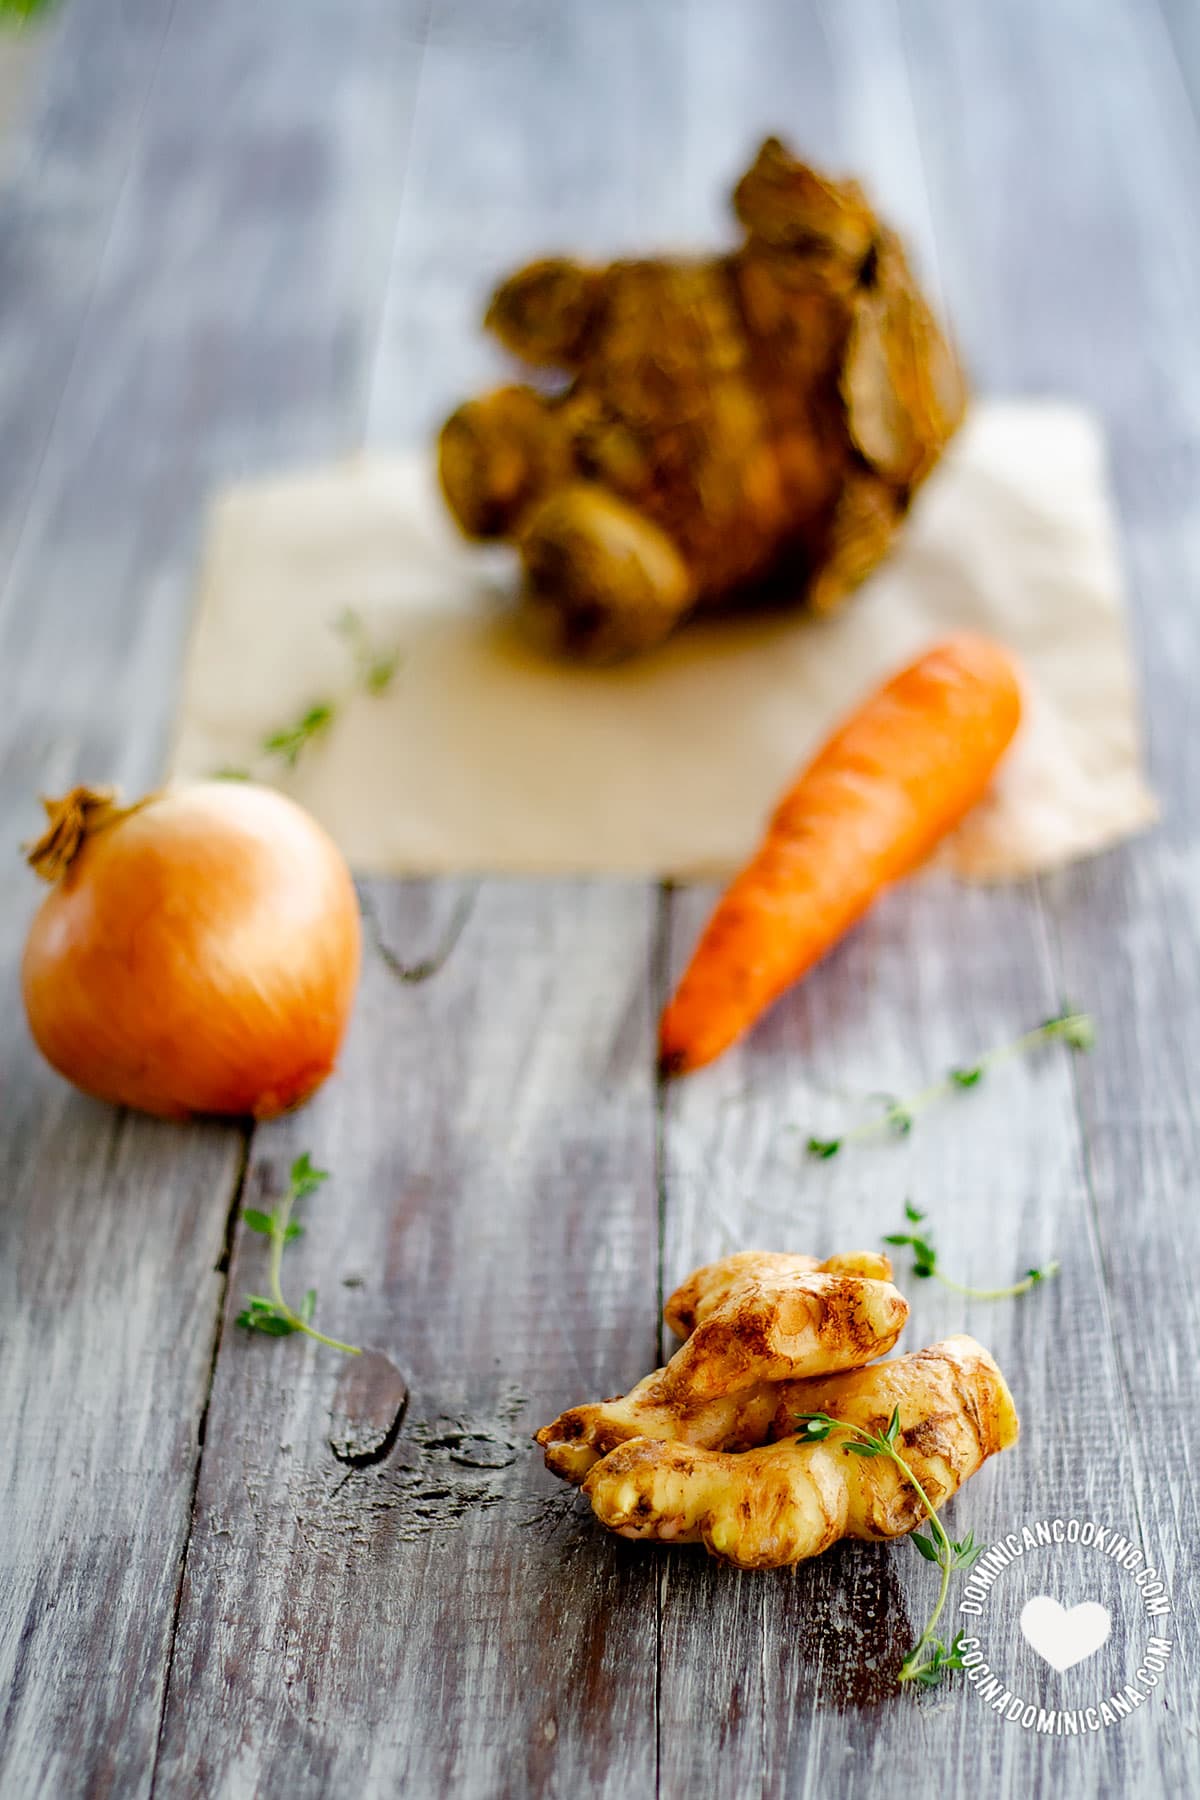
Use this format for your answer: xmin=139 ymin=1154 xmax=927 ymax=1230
xmin=236 ymin=1155 xmax=359 ymax=1358
xmin=1046 ymin=1008 xmax=1096 ymax=1051
xmin=795 ymin=1413 xmax=840 ymax=1442
xmin=364 ymin=652 xmax=400 ymax=695
xmin=806 ymin=1137 xmax=841 ymax=1160
xmin=262 ymin=702 xmax=337 ymax=769
xmin=237 ymin=1306 xmax=296 ymax=1337
xmin=334 ymin=609 xmax=402 ymax=697
xmin=793 ymin=1407 xmax=981 ymax=1691
xmin=883 ymin=1204 xmax=1060 ymax=1300
xmin=290 ymin=1152 xmax=329 ymax=1198
xmin=803 ymin=1010 xmax=1095 ymax=1153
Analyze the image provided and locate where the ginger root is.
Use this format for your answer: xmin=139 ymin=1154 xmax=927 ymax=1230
xmin=584 ymin=1337 xmax=1018 ymax=1570
xmin=662 ymin=1247 xmax=895 ymax=1338
xmin=537 ymin=1250 xmax=906 ymax=1484
xmin=660 ymin=1261 xmax=907 ymax=1402
xmin=439 ymin=136 xmax=966 ymax=660
xmin=536 ymin=1246 xmax=1019 ymax=1572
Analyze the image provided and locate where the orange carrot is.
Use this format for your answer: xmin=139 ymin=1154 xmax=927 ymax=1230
xmin=660 ymin=634 xmax=1022 ymax=1074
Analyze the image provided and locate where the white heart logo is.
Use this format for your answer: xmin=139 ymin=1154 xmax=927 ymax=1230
xmin=1020 ymin=1596 xmax=1112 ymax=1672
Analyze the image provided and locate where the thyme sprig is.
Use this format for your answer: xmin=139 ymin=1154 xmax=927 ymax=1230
xmin=216 ymin=608 xmax=401 ymax=780
xmin=334 ymin=607 xmax=401 ymax=695
xmin=795 ymin=1406 xmax=983 ymax=1688
xmin=805 ymin=1007 xmax=1095 ymax=1159
xmin=885 ymin=1202 xmax=1058 ymax=1299
xmin=262 ymin=702 xmax=337 ymax=769
xmin=236 ymin=1153 xmax=361 ymax=1356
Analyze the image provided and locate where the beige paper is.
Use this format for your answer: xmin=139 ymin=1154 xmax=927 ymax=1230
xmin=172 ymin=402 xmax=1156 ymax=882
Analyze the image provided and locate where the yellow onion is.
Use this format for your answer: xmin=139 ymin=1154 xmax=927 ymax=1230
xmin=21 ymin=782 xmax=361 ymax=1120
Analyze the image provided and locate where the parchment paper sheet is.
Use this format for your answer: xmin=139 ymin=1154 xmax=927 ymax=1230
xmin=172 ymin=402 xmax=1156 ymax=882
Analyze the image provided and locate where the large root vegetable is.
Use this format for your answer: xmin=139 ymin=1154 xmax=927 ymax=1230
xmin=439 ymin=137 xmax=966 ymax=660
xmin=583 ymin=1336 xmax=1018 ymax=1569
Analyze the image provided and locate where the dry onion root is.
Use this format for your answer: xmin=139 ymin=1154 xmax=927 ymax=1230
xmin=20 ymin=782 xmax=361 ymax=1120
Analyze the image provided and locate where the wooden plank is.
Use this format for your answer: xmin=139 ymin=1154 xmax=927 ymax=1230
xmin=0 ymin=758 xmax=246 ymax=1800
xmin=0 ymin=0 xmax=430 ymax=788
xmin=655 ymin=0 xmax=1200 ymax=1793
xmin=1154 ymin=1 xmax=1200 ymax=137
xmin=658 ymin=880 xmax=1146 ymax=1796
xmin=0 ymin=25 xmax=43 ymax=169
xmin=152 ymin=878 xmax=661 ymax=1797
xmin=3 ymin=0 xmax=1198 ymax=1795
xmin=154 ymin=9 xmax=678 ymax=1790
xmin=653 ymin=13 xmax=842 ymax=1790
xmin=0 ymin=7 xmax=242 ymax=1791
xmin=903 ymin=0 xmax=1200 ymax=1786
xmin=900 ymin=0 xmax=1200 ymax=443
xmin=0 ymin=3 xmax=431 ymax=1795
xmin=0 ymin=0 xmax=180 ymax=584
xmin=366 ymin=0 xmax=689 ymax=449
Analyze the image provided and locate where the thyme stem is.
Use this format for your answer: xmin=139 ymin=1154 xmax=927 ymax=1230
xmin=237 ymin=1154 xmax=361 ymax=1356
xmin=795 ymin=1406 xmax=982 ymax=1688
xmin=806 ymin=1008 xmax=1095 ymax=1158
xmin=266 ymin=1182 xmax=361 ymax=1357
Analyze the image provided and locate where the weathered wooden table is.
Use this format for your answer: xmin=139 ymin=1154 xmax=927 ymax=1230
xmin=2 ymin=2 xmax=1198 ymax=1795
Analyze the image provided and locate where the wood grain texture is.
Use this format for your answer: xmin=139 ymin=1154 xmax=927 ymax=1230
xmin=903 ymin=5 xmax=1200 ymax=1788
xmin=658 ymin=879 xmax=1153 ymax=1797
xmin=660 ymin=5 xmax=1198 ymax=1797
xmin=1 ymin=0 xmax=1199 ymax=1795
xmin=1152 ymin=2 xmax=1200 ymax=146
xmin=0 ymin=24 xmax=43 ymax=169
xmin=0 ymin=0 xmax=178 ymax=586
xmin=0 ymin=750 xmax=247 ymax=1800
xmin=366 ymin=0 xmax=689 ymax=447
xmin=0 ymin=2 xmax=430 ymax=1795
xmin=0 ymin=0 xmax=430 ymax=789
xmin=152 ymin=879 xmax=660 ymax=1798
xmin=0 ymin=7 xmax=255 ymax=1794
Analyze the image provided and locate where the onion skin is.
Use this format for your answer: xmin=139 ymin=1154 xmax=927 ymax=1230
xmin=21 ymin=782 xmax=361 ymax=1120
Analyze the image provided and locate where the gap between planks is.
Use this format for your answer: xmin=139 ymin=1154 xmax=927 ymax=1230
xmin=148 ymin=1119 xmax=253 ymax=1800
xmin=144 ymin=877 xmax=541 ymax=1787
xmin=651 ymin=880 xmax=674 ymax=1800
